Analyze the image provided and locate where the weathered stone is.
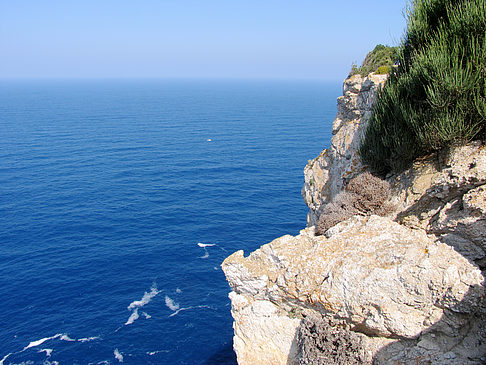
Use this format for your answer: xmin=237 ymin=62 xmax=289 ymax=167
xmin=302 ymin=73 xmax=387 ymax=226
xmin=391 ymin=143 xmax=486 ymax=269
xmin=228 ymin=292 xmax=301 ymax=365
xmin=226 ymin=69 xmax=486 ymax=364
xmin=222 ymin=216 xmax=485 ymax=364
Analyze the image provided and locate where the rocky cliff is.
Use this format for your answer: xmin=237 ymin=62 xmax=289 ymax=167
xmin=222 ymin=73 xmax=486 ymax=364
xmin=302 ymin=73 xmax=387 ymax=226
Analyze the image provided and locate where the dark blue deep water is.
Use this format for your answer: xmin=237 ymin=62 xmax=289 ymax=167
xmin=0 ymin=79 xmax=340 ymax=364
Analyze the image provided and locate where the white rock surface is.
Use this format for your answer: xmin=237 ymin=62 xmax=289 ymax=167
xmin=222 ymin=216 xmax=485 ymax=364
xmin=391 ymin=142 xmax=486 ymax=268
xmin=302 ymin=73 xmax=387 ymax=226
xmin=224 ymin=70 xmax=486 ymax=364
xmin=229 ymin=292 xmax=301 ymax=365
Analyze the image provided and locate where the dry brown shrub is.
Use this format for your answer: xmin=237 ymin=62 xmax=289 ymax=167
xmin=315 ymin=192 xmax=359 ymax=235
xmin=315 ymin=172 xmax=391 ymax=236
xmin=346 ymin=172 xmax=391 ymax=213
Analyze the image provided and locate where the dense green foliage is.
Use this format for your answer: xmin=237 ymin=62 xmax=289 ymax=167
xmin=350 ymin=44 xmax=399 ymax=76
xmin=359 ymin=0 xmax=486 ymax=174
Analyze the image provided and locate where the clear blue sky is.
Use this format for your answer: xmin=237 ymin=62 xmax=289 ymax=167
xmin=0 ymin=0 xmax=408 ymax=81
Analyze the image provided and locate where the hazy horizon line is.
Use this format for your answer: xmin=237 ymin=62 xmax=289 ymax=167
xmin=0 ymin=75 xmax=345 ymax=82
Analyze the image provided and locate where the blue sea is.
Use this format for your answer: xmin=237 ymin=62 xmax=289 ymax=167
xmin=0 ymin=79 xmax=340 ymax=364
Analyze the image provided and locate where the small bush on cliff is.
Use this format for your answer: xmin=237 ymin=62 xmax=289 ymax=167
xmin=349 ymin=44 xmax=399 ymax=77
xmin=315 ymin=172 xmax=391 ymax=236
xmin=315 ymin=192 xmax=359 ymax=235
xmin=375 ymin=65 xmax=390 ymax=75
xmin=346 ymin=172 xmax=392 ymax=215
xmin=359 ymin=0 xmax=486 ymax=174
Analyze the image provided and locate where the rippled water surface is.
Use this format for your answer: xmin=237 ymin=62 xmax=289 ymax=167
xmin=0 ymin=79 xmax=339 ymax=364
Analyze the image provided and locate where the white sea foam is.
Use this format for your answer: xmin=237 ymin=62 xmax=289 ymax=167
xmin=198 ymin=243 xmax=211 ymax=258
xmin=168 ymin=307 xmax=188 ymax=317
xmin=197 ymin=242 xmax=219 ymax=258
xmin=147 ymin=350 xmax=169 ymax=355
xmin=168 ymin=305 xmax=211 ymax=318
xmin=176 ymin=288 xmax=182 ymax=294
xmin=1 ymin=333 xmax=71 ymax=364
xmin=165 ymin=295 xmax=180 ymax=311
xmin=78 ymin=336 xmax=100 ymax=342
xmin=124 ymin=283 xmax=160 ymax=325
xmin=197 ymin=243 xmax=215 ymax=248
xmin=114 ymin=348 xmax=124 ymax=362
xmin=0 ymin=353 xmax=12 ymax=365
xmin=125 ymin=308 xmax=140 ymax=325
xmin=39 ymin=348 xmax=53 ymax=357
xmin=142 ymin=311 xmax=151 ymax=319
xmin=23 ymin=334 xmax=62 ymax=351
xmin=127 ymin=284 xmax=160 ymax=310
xmin=60 ymin=334 xmax=75 ymax=342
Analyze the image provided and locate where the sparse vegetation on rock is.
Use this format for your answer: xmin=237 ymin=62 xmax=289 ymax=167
xmin=315 ymin=172 xmax=391 ymax=235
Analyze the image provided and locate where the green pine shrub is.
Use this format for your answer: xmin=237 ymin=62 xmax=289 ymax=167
xmin=359 ymin=0 xmax=486 ymax=175
xmin=375 ymin=65 xmax=391 ymax=75
xmin=350 ymin=44 xmax=399 ymax=77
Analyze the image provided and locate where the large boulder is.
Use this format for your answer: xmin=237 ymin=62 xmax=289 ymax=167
xmin=222 ymin=216 xmax=485 ymax=364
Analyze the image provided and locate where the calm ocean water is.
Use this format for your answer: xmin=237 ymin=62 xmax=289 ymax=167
xmin=0 ymin=79 xmax=340 ymax=364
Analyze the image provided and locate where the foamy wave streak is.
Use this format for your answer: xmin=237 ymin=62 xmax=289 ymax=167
xmin=127 ymin=283 xmax=160 ymax=310
xmin=39 ymin=348 xmax=53 ymax=357
xmin=197 ymin=243 xmax=215 ymax=248
xmin=197 ymin=242 xmax=216 ymax=259
xmin=125 ymin=308 xmax=140 ymax=325
xmin=114 ymin=348 xmax=124 ymax=362
xmin=78 ymin=336 xmax=100 ymax=342
xmin=60 ymin=334 xmax=75 ymax=342
xmin=168 ymin=305 xmax=211 ymax=318
xmin=0 ymin=353 xmax=11 ymax=365
xmin=165 ymin=295 xmax=180 ymax=311
xmin=0 ymin=332 xmax=101 ymax=364
xmin=125 ymin=283 xmax=160 ymax=325
xmin=23 ymin=334 xmax=62 ymax=351
xmin=147 ymin=350 xmax=170 ymax=355
xmin=197 ymin=242 xmax=226 ymax=258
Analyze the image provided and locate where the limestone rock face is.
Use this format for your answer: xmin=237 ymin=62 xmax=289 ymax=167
xmin=301 ymin=73 xmax=486 ymax=270
xmin=229 ymin=292 xmax=301 ymax=365
xmin=224 ymin=70 xmax=486 ymax=364
xmin=222 ymin=216 xmax=485 ymax=364
xmin=391 ymin=143 xmax=486 ymax=269
xmin=302 ymin=73 xmax=387 ymax=226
